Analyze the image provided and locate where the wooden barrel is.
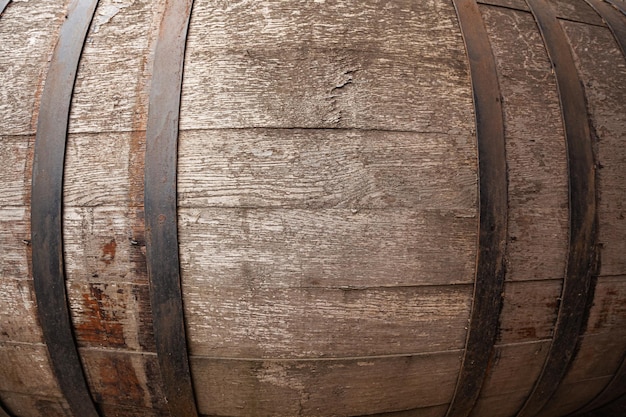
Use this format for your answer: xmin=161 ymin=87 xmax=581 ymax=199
xmin=1 ymin=0 xmax=625 ymax=416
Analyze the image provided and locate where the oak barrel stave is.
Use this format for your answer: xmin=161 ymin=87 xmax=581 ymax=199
xmin=1 ymin=0 xmax=625 ymax=416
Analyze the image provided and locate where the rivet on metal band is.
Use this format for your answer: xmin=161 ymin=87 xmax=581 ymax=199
xmin=144 ymin=1 xmax=199 ymax=416
xmin=585 ymin=0 xmax=626 ymax=58
xmin=30 ymin=1 xmax=100 ymax=417
xmin=445 ymin=1 xmax=508 ymax=417
xmin=515 ymin=1 xmax=598 ymax=417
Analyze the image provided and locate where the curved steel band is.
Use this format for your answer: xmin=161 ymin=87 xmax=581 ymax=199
xmin=607 ymin=0 xmax=626 ymax=15
xmin=572 ymin=2 xmax=626 ymax=414
xmin=30 ymin=1 xmax=100 ymax=417
xmin=0 ymin=0 xmax=10 ymax=16
xmin=144 ymin=1 xmax=199 ymax=416
xmin=586 ymin=0 xmax=626 ymax=57
xmin=446 ymin=1 xmax=508 ymax=417
xmin=515 ymin=1 xmax=598 ymax=417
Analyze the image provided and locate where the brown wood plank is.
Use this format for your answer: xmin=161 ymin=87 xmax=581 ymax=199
xmin=189 ymin=352 xmax=462 ymax=417
xmin=67 ymin=281 xmax=155 ymax=352
xmin=470 ymin=390 xmax=532 ymax=417
xmin=368 ymin=404 xmax=449 ymax=417
xmin=0 ymin=391 xmax=71 ymax=417
xmin=183 ymin=285 xmax=472 ymax=358
xmin=585 ymin=0 xmax=626 ymax=57
xmin=0 ymin=0 xmax=69 ymax=136
xmin=478 ymin=0 xmax=606 ymax=25
xmin=79 ymin=349 xmax=167 ymax=412
xmin=0 ymin=279 xmax=42 ymax=344
xmin=178 ymin=208 xmax=477 ymax=289
xmin=0 ymin=135 xmax=32 ymax=207
xmin=0 ymin=343 xmax=65 ymax=399
xmin=607 ymin=0 xmax=626 ymax=15
xmin=585 ymin=276 xmax=626 ymax=334
xmin=497 ymin=280 xmax=561 ymax=344
xmin=0 ymin=207 xmax=30 ymax=281
xmin=178 ymin=129 xmax=477 ymax=210
xmin=536 ymin=376 xmax=612 ymax=417
xmin=68 ymin=0 xmax=164 ymax=134
xmin=63 ymin=206 xmax=147 ymax=285
xmin=562 ymin=332 xmax=626 ymax=382
xmin=561 ymin=21 xmax=626 ymax=277
xmin=515 ymin=2 xmax=599 ymax=416
xmin=181 ymin=1 xmax=473 ymax=132
xmin=479 ymin=4 xmax=569 ymax=283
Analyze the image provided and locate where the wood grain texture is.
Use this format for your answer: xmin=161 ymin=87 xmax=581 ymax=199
xmin=586 ymin=276 xmax=626 ymax=334
xmin=480 ymin=5 xmax=569 ymax=283
xmin=0 ymin=343 xmax=64 ymax=399
xmin=368 ymin=405 xmax=449 ymax=417
xmin=0 ymin=279 xmax=43 ymax=344
xmin=561 ymin=21 xmax=626 ymax=277
xmin=178 ymin=129 xmax=478 ymax=210
xmin=180 ymin=0 xmax=474 ymax=132
xmin=497 ymin=280 xmax=561 ymax=344
xmin=189 ymin=352 xmax=461 ymax=417
xmin=469 ymin=342 xmax=550 ymax=417
xmin=536 ymin=376 xmax=612 ymax=417
xmin=79 ymin=348 xmax=167 ymax=412
xmin=178 ymin=208 xmax=477 ymax=289
xmin=0 ymin=207 xmax=31 ymax=281
xmin=67 ymin=281 xmax=155 ymax=352
xmin=63 ymin=206 xmax=148 ymax=285
xmin=183 ymin=285 xmax=472 ymax=358
xmin=478 ymin=0 xmax=605 ymax=25
xmin=68 ymin=0 xmax=164 ymax=135
xmin=0 ymin=0 xmax=68 ymax=136
xmin=0 ymin=135 xmax=32 ymax=207
xmin=0 ymin=391 xmax=71 ymax=417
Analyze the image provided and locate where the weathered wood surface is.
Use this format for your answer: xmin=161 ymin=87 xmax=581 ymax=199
xmin=189 ymin=351 xmax=461 ymax=417
xmin=562 ymin=20 xmax=626 ymax=277
xmin=1 ymin=0 xmax=626 ymax=416
xmin=478 ymin=0 xmax=606 ymax=25
xmin=480 ymin=5 xmax=569 ymax=283
xmin=0 ymin=0 xmax=68 ymax=136
xmin=181 ymin=0 xmax=473 ymax=132
xmin=178 ymin=208 xmax=476 ymax=288
xmin=183 ymin=285 xmax=472 ymax=358
xmin=177 ymin=129 xmax=477 ymax=210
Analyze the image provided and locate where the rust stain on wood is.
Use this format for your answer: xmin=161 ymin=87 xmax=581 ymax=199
xmin=100 ymin=238 xmax=117 ymax=266
xmin=75 ymin=284 xmax=126 ymax=348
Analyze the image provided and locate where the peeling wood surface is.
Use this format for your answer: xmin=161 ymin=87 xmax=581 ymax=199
xmin=181 ymin=0 xmax=474 ymax=132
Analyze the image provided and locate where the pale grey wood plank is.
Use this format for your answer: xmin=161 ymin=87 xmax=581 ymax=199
xmin=0 ymin=0 xmax=69 ymax=136
xmin=178 ymin=128 xmax=477 ymax=210
xmin=0 ymin=279 xmax=42 ymax=344
xmin=181 ymin=0 xmax=474 ymax=132
xmin=0 ymin=343 xmax=64 ymax=399
xmin=178 ymin=207 xmax=477 ymax=289
xmin=68 ymin=0 xmax=164 ymax=134
xmin=183 ymin=285 xmax=472 ymax=358
xmin=0 ymin=135 xmax=32 ymax=207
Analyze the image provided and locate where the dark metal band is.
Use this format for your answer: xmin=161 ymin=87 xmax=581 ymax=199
xmin=574 ymin=355 xmax=626 ymax=415
xmin=30 ymin=1 xmax=100 ymax=417
xmin=607 ymin=0 xmax=626 ymax=16
xmin=585 ymin=0 xmax=626 ymax=57
xmin=0 ymin=403 xmax=11 ymax=417
xmin=445 ymin=2 xmax=508 ymax=417
xmin=515 ymin=1 xmax=598 ymax=416
xmin=0 ymin=0 xmax=10 ymax=16
xmin=144 ymin=1 xmax=199 ymax=416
